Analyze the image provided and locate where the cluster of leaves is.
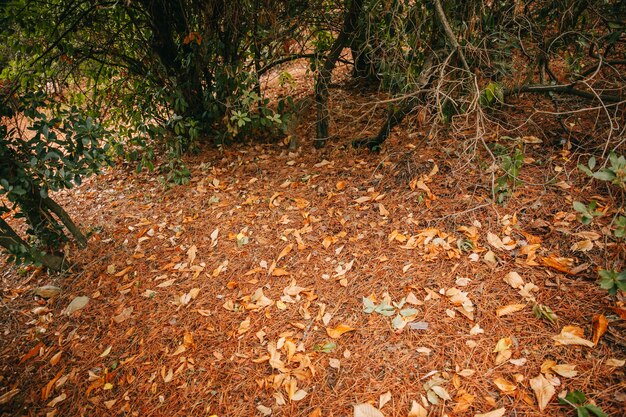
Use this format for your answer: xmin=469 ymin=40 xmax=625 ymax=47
xmin=558 ymin=390 xmax=607 ymax=417
xmin=575 ymin=153 xmax=625 ymax=295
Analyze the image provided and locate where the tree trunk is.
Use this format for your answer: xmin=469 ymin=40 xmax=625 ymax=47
xmin=42 ymin=196 xmax=87 ymax=248
xmin=314 ymin=0 xmax=364 ymax=148
xmin=0 ymin=217 xmax=64 ymax=271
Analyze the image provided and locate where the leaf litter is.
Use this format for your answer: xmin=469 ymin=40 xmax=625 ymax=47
xmin=0 ymin=78 xmax=624 ymax=416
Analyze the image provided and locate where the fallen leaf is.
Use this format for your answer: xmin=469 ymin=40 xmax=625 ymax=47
xmin=326 ymin=324 xmax=356 ymax=339
xmin=238 ymin=317 xmax=251 ymax=335
xmin=408 ymin=400 xmax=428 ymax=417
xmin=19 ymin=341 xmax=45 ymax=365
xmin=530 ymin=374 xmax=555 ymax=411
xmin=379 ymin=391 xmax=392 ymax=409
xmin=503 ymin=271 xmax=524 ymax=289
xmin=34 ymin=285 xmax=61 ymax=299
xmin=553 ymin=326 xmax=594 ymax=347
xmin=47 ymin=392 xmax=67 ymax=407
xmin=551 ymin=364 xmax=578 ymax=378
xmin=49 ymin=351 xmax=62 ymax=366
xmin=64 ymin=296 xmax=89 ymax=315
xmin=353 ymin=403 xmax=385 ymax=417
xmin=605 ymin=358 xmax=625 ymax=367
xmin=592 ymin=314 xmax=608 ymax=346
xmin=493 ymin=377 xmax=516 ymax=394
xmin=496 ymin=303 xmax=526 ymax=317
xmin=474 ymin=408 xmax=506 ymax=417
xmin=257 ymin=404 xmax=272 ymax=416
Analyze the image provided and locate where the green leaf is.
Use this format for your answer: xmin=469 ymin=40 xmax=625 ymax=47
xmin=592 ymin=170 xmax=616 ymax=181
xmin=399 ymin=308 xmax=418 ymax=317
xmin=573 ymin=201 xmax=587 ymax=213
xmin=363 ymin=297 xmax=376 ymax=313
xmin=588 ymin=157 xmax=596 ymax=170
xmin=391 ymin=314 xmax=404 ymax=329
xmin=576 ymin=406 xmax=590 ymax=417
xmin=584 ymin=404 xmax=607 ymax=417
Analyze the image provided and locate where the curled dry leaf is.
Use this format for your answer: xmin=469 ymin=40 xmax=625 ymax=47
xmin=591 ymin=314 xmax=608 ymax=346
xmin=326 ymin=324 xmax=356 ymax=339
xmin=529 ymin=374 xmax=555 ymax=411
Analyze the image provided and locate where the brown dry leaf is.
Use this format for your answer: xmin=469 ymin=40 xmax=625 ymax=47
xmin=553 ymin=326 xmax=594 ymax=347
xmin=336 ymin=181 xmax=346 ymax=190
xmin=326 ymin=324 xmax=356 ymax=339
xmin=19 ymin=341 xmax=45 ymax=365
xmin=474 ymin=408 xmax=506 ymax=417
xmin=457 ymin=369 xmax=475 ymax=377
xmin=49 ymin=351 xmax=62 ymax=366
xmin=493 ymin=377 xmax=516 ymax=394
xmin=276 ymin=243 xmax=293 ymax=263
xmin=551 ymin=364 xmax=578 ymax=378
xmin=493 ymin=337 xmax=513 ymax=352
xmin=378 ymin=203 xmax=390 ymax=217
xmin=496 ymin=303 xmax=526 ymax=317
xmin=503 ymin=271 xmax=524 ymax=289
xmin=272 ymin=268 xmax=289 ymax=277
xmin=47 ymin=392 xmax=67 ymax=407
xmin=238 ymin=317 xmax=251 ymax=335
xmin=379 ymin=391 xmax=392 ymax=409
xmin=605 ymin=358 xmax=625 ymax=367
xmin=541 ymin=256 xmax=576 ymax=274
xmin=408 ymin=400 xmax=428 ymax=417
xmin=571 ymin=240 xmax=593 ymax=252
xmin=592 ymin=314 xmax=608 ymax=346
xmin=353 ymin=403 xmax=384 ymax=417
xmin=453 ymin=391 xmax=475 ymax=413
xmin=529 ymin=374 xmax=555 ymax=411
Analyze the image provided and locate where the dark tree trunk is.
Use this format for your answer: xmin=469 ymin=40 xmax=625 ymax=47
xmin=42 ymin=196 xmax=87 ymax=248
xmin=0 ymin=217 xmax=64 ymax=271
xmin=314 ymin=0 xmax=364 ymax=148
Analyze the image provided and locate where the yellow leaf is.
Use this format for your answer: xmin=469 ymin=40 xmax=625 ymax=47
xmin=492 ymin=377 xmax=516 ymax=394
xmin=493 ymin=337 xmax=513 ymax=352
xmin=529 ymin=374 xmax=555 ymax=411
xmin=326 ymin=324 xmax=356 ymax=339
xmin=496 ymin=303 xmax=526 ymax=317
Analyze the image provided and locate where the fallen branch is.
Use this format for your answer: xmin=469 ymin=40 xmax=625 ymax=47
xmin=505 ymin=84 xmax=622 ymax=103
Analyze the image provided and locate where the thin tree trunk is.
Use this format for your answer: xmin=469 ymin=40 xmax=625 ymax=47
xmin=314 ymin=0 xmax=364 ymax=148
xmin=0 ymin=217 xmax=64 ymax=271
xmin=42 ymin=196 xmax=87 ymax=248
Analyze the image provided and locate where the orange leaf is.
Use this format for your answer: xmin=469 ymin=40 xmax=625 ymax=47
xmin=326 ymin=324 xmax=356 ymax=339
xmin=592 ymin=314 xmax=608 ymax=346
xmin=19 ymin=341 xmax=45 ymax=365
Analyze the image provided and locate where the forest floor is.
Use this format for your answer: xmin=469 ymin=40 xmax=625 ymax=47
xmin=1 ymin=66 xmax=625 ymax=417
